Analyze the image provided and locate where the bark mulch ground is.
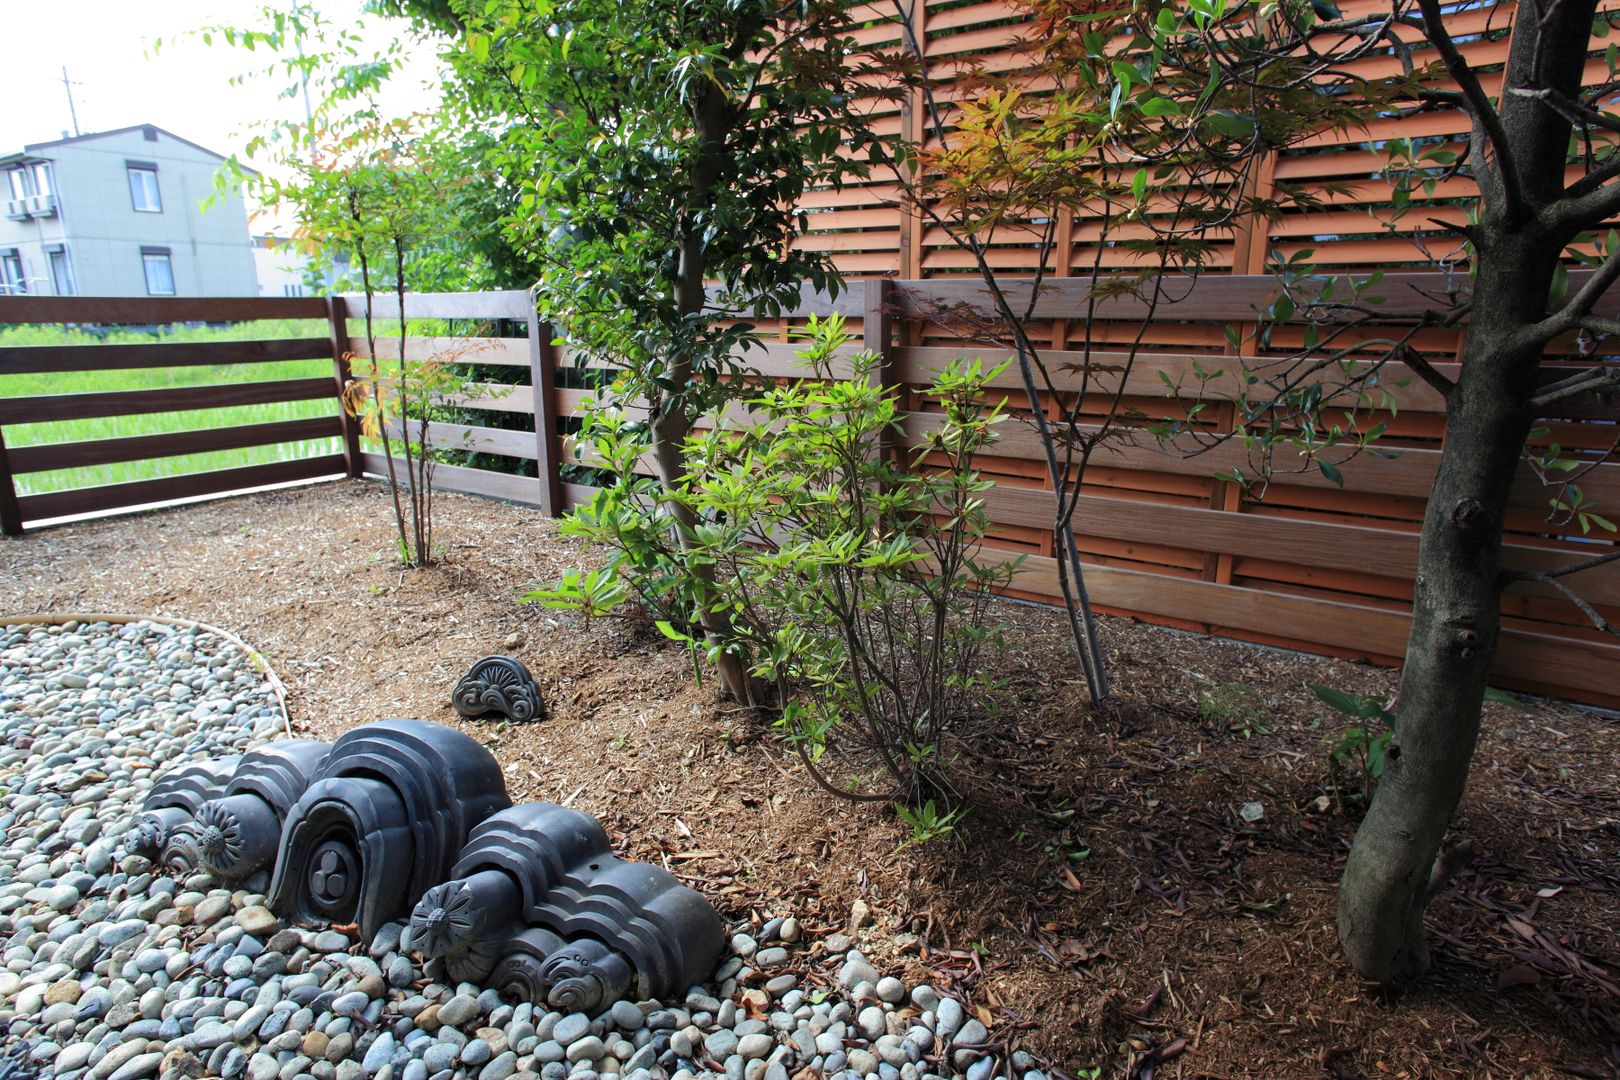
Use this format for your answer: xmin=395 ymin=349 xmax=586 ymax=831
xmin=3 ymin=480 xmax=1617 ymax=1079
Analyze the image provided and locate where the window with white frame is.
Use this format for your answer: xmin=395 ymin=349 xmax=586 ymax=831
xmin=141 ymin=247 xmax=175 ymax=295
xmin=127 ymin=163 xmax=162 ymax=213
xmin=30 ymin=163 xmax=51 ymax=197
xmin=6 ymin=169 xmax=28 ymax=200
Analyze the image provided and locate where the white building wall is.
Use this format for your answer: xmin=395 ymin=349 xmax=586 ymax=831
xmin=1 ymin=126 xmax=258 ymax=297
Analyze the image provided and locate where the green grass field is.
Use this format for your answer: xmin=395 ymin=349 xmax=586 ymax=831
xmin=1 ymin=321 xmax=345 ymax=497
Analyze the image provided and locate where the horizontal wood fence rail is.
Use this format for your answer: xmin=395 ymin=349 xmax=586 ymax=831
xmin=2 ymin=275 xmax=1615 ymax=707
xmin=0 ymin=296 xmax=328 ymax=324
xmin=0 ymin=294 xmax=354 ymax=533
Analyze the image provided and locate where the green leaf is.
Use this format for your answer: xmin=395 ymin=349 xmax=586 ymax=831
xmin=1550 ymin=261 xmax=1571 ymax=310
xmin=1317 ymin=459 xmax=1343 ymax=486
xmin=1310 ymin=684 xmax=1390 ymax=721
xmin=1138 ymin=96 xmax=1182 ymax=117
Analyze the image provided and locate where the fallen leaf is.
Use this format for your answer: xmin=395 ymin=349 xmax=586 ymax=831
xmin=1496 ymin=963 xmax=1542 ymax=989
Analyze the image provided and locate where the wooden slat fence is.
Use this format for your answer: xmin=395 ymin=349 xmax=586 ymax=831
xmin=0 ymin=295 xmax=354 ymax=531
xmin=328 ymin=275 xmax=1620 ymax=707
xmin=339 ymin=289 xmax=563 ymax=516
xmin=2 ymin=276 xmax=1616 ymax=706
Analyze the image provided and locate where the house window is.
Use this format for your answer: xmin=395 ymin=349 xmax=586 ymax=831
xmin=127 ymin=163 xmax=162 ymax=213
xmin=6 ymin=169 xmax=28 ymax=200
xmin=31 ymin=163 xmax=52 ymax=197
xmin=48 ymin=248 xmax=74 ymax=296
xmin=0 ymin=250 xmax=26 ymax=295
xmin=141 ymin=247 xmax=175 ymax=295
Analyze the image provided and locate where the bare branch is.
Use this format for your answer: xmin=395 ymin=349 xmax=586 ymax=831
xmin=1508 ymin=85 xmax=1620 ymax=136
xmin=1565 ymin=153 xmax=1620 ymax=200
xmin=1532 ymin=365 xmax=1620 ymax=409
xmin=1509 ymin=547 xmax=1620 ymax=581
xmin=1511 ymin=569 xmax=1620 ymax=635
xmin=1397 ymin=343 xmax=1457 ymax=400
xmin=1415 ymin=0 xmax=1524 ymax=217
xmin=1551 ymin=174 xmax=1620 ymax=232
xmin=1580 ymin=314 xmax=1620 ymax=337
xmin=1526 ymin=247 xmax=1620 ymax=342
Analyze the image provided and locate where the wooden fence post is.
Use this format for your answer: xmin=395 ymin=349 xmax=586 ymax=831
xmin=526 ymin=305 xmax=563 ymax=517
xmin=326 ymin=295 xmax=363 ymax=479
xmin=865 ymin=277 xmax=897 ymax=460
xmin=0 ymin=425 xmax=23 ymax=535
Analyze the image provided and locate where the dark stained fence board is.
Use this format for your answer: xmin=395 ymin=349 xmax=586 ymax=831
xmin=0 ymin=378 xmax=337 ymax=425
xmin=0 ymin=427 xmax=20 ymax=535
xmin=14 ymin=454 xmax=348 ymax=523
xmin=7 ymin=416 xmax=343 ymax=474
xmin=528 ymin=312 xmax=563 ymax=517
xmin=327 ymin=296 xmax=363 ymax=480
xmin=0 ymin=338 xmax=333 ymax=375
xmin=0 ymin=295 xmax=327 ymax=325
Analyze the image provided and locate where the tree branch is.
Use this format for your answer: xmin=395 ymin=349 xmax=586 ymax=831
xmin=1565 ymin=152 xmax=1620 ymax=200
xmin=1397 ymin=343 xmax=1457 ymax=400
xmin=1526 ymin=246 xmax=1620 ymax=342
xmin=1416 ymin=0 xmax=1526 ymax=219
xmin=1557 ymin=171 xmax=1620 ymax=235
xmin=1508 ymin=547 xmax=1620 ymax=581
xmin=1510 ymin=569 xmax=1619 ymax=635
xmin=1532 ymin=365 xmax=1620 ymax=409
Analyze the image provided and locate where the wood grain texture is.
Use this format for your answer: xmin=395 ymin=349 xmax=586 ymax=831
xmin=15 ymin=455 xmax=347 ymax=524
xmin=0 ymin=295 xmax=326 ymax=324
xmin=7 ymin=416 xmax=343 ymax=474
xmin=0 ymin=378 xmax=338 ymax=425
xmin=0 ymin=338 xmax=332 ymax=375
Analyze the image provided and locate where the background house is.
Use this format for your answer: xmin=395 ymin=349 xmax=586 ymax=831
xmin=0 ymin=124 xmax=258 ymax=297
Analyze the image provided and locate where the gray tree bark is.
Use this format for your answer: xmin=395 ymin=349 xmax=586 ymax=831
xmin=1337 ymin=0 xmax=1602 ymax=982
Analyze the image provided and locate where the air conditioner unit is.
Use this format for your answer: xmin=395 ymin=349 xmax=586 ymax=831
xmin=25 ymin=193 xmax=56 ymax=218
xmin=3 ymin=198 xmax=28 ymax=221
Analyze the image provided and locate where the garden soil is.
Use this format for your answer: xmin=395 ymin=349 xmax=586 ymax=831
xmin=3 ymin=481 xmax=1616 ymax=1079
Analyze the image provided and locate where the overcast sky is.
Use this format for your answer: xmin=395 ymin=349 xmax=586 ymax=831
xmin=3 ymin=0 xmax=442 ymax=174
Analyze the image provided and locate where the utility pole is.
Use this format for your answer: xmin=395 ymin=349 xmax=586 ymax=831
xmin=61 ymin=67 xmax=81 ymax=137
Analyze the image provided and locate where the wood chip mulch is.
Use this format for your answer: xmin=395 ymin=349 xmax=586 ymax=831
xmin=3 ymin=481 xmax=1617 ymax=1079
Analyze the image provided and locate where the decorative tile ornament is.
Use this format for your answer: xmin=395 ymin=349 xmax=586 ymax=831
xmin=129 ymin=719 xmax=722 ymax=1011
xmin=451 ymin=655 xmax=545 ymax=723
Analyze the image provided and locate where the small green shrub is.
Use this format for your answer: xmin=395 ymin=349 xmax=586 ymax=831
xmin=1197 ymin=681 xmax=1270 ymax=737
xmin=895 ymin=800 xmax=969 ymax=851
xmin=529 ymin=314 xmax=1016 ymax=808
xmin=1312 ymin=684 xmax=1396 ymax=802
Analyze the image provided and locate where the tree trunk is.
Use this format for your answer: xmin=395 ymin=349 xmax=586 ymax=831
xmin=1336 ymin=242 xmax=1546 ymax=981
xmin=1337 ymin=1 xmax=1597 ymax=980
xmin=654 ymin=80 xmax=756 ymax=706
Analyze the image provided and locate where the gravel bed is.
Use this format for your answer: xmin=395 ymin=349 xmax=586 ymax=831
xmin=0 ymin=620 xmax=1035 ymax=1080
